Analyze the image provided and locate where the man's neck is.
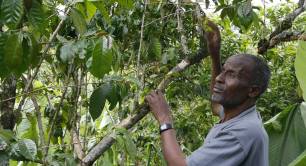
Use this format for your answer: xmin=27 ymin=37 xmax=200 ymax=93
xmin=222 ymin=100 xmax=255 ymax=123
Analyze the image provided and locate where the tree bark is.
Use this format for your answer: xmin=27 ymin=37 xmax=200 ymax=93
xmin=258 ymin=0 xmax=306 ymax=54
xmin=0 ymin=75 xmax=17 ymax=130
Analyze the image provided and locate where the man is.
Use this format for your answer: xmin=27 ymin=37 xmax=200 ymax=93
xmin=145 ymin=54 xmax=270 ymax=166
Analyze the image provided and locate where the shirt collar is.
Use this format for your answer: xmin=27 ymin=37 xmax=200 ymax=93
xmin=217 ymin=105 xmax=256 ymax=125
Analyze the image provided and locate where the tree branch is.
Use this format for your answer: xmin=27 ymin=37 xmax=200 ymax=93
xmin=16 ymin=8 xmax=71 ymax=112
xmin=268 ymin=31 xmax=306 ymax=49
xmin=30 ymin=97 xmax=46 ymax=154
xmin=82 ymin=47 xmax=209 ymax=166
xmin=258 ymin=0 xmax=306 ymax=54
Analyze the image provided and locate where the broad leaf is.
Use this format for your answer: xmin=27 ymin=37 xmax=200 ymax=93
xmin=289 ymin=150 xmax=306 ymax=166
xmin=70 ymin=8 xmax=87 ymax=35
xmin=93 ymin=2 xmax=110 ymax=23
xmin=0 ymin=32 xmax=9 ymax=78
xmin=89 ymin=83 xmax=112 ymax=120
xmin=9 ymin=139 xmax=37 ymax=161
xmin=237 ymin=0 xmax=252 ymax=17
xmin=112 ymin=0 xmax=133 ymax=9
xmin=295 ymin=41 xmax=306 ymax=100
xmin=28 ymin=0 xmax=46 ymax=33
xmin=89 ymin=39 xmax=113 ymax=78
xmin=3 ymin=32 xmax=25 ymax=75
xmin=0 ymin=130 xmax=15 ymax=143
xmin=60 ymin=42 xmax=78 ymax=63
xmin=16 ymin=113 xmax=39 ymax=144
xmin=149 ymin=38 xmax=162 ymax=60
xmin=115 ymin=128 xmax=137 ymax=160
xmin=265 ymin=104 xmax=306 ymax=166
xmin=0 ymin=0 xmax=24 ymax=29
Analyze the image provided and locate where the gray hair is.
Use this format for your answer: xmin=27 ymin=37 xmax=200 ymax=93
xmin=237 ymin=54 xmax=271 ymax=97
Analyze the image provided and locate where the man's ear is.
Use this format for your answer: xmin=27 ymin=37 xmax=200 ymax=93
xmin=248 ymin=86 xmax=261 ymax=98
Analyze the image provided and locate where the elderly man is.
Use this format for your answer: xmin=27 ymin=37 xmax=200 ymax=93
xmin=145 ymin=53 xmax=270 ymax=166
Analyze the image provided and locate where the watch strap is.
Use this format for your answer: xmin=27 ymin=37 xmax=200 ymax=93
xmin=159 ymin=123 xmax=173 ymax=134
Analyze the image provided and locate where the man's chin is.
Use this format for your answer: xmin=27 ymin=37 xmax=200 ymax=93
xmin=211 ymin=95 xmax=222 ymax=103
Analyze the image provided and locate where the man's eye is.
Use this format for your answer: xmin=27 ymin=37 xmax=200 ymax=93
xmin=228 ymin=72 xmax=236 ymax=78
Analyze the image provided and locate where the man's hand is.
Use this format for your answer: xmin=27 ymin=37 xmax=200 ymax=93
xmin=145 ymin=90 xmax=172 ymax=125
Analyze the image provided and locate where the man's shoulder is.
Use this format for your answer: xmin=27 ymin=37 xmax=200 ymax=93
xmin=221 ymin=112 xmax=268 ymax=151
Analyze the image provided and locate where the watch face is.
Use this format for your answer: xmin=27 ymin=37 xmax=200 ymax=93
xmin=160 ymin=123 xmax=173 ymax=132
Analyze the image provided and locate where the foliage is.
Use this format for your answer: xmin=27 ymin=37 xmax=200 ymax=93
xmin=0 ymin=0 xmax=305 ymax=165
xmin=265 ymin=104 xmax=306 ymax=166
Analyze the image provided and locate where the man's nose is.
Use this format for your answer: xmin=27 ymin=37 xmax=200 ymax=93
xmin=215 ymin=72 xmax=224 ymax=83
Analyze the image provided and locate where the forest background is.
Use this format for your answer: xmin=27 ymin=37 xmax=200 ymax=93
xmin=0 ymin=0 xmax=306 ymax=165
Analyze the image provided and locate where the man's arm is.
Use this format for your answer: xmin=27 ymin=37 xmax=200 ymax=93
xmin=205 ymin=20 xmax=222 ymax=116
xmin=145 ymin=90 xmax=186 ymax=166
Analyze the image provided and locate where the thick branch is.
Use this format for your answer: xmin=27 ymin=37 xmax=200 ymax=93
xmin=71 ymin=127 xmax=85 ymax=160
xmin=0 ymin=75 xmax=17 ymax=130
xmin=269 ymin=31 xmax=306 ymax=48
xmin=258 ymin=0 xmax=306 ymax=54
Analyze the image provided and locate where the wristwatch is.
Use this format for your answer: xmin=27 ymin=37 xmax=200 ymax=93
xmin=159 ymin=123 xmax=173 ymax=134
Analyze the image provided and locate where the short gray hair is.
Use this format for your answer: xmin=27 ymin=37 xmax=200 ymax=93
xmin=237 ymin=54 xmax=271 ymax=97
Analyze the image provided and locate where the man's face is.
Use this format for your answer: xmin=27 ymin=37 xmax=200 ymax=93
xmin=212 ymin=56 xmax=254 ymax=108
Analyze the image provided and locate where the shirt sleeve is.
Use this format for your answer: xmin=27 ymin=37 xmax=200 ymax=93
xmin=186 ymin=131 xmax=246 ymax=166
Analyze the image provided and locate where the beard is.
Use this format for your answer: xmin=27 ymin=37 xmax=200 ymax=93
xmin=212 ymin=93 xmax=245 ymax=108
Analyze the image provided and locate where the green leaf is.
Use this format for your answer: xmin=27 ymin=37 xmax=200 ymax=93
xmin=3 ymin=32 xmax=25 ymax=75
xmin=107 ymin=84 xmax=120 ymax=110
xmin=265 ymin=104 xmax=306 ymax=166
xmin=115 ymin=128 xmax=137 ymax=160
xmin=60 ymin=42 xmax=78 ymax=63
xmin=70 ymin=8 xmax=87 ymax=35
xmin=0 ymin=129 xmax=15 ymax=143
xmin=28 ymin=0 xmax=46 ymax=33
xmin=9 ymin=139 xmax=37 ymax=161
xmin=295 ymin=41 xmax=306 ymax=100
xmin=149 ymin=38 xmax=162 ymax=60
xmin=22 ymin=32 xmax=41 ymax=68
xmin=16 ymin=113 xmax=39 ymax=144
xmin=93 ymin=2 xmax=110 ymax=23
xmin=89 ymin=39 xmax=113 ymax=78
xmin=0 ymin=32 xmax=9 ymax=78
xmin=89 ymin=83 xmax=112 ymax=120
xmin=17 ymin=139 xmax=37 ymax=160
xmin=84 ymin=2 xmax=97 ymax=22
xmin=237 ymin=0 xmax=252 ymax=17
xmin=289 ymin=150 xmax=306 ymax=166
xmin=0 ymin=0 xmax=24 ymax=29
xmin=113 ymin=0 xmax=133 ymax=9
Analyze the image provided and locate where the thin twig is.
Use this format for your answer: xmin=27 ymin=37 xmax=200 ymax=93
xmin=16 ymin=8 xmax=71 ymax=112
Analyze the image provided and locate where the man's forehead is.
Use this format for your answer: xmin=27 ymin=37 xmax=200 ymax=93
xmin=224 ymin=56 xmax=254 ymax=73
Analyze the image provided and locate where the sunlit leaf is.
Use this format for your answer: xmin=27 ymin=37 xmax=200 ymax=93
xmin=93 ymin=2 xmax=110 ymax=23
xmin=295 ymin=41 xmax=306 ymax=100
xmin=70 ymin=8 xmax=87 ymax=35
xmin=237 ymin=0 xmax=252 ymax=17
xmin=9 ymin=139 xmax=37 ymax=161
xmin=0 ymin=129 xmax=15 ymax=143
xmin=16 ymin=113 xmax=39 ymax=144
xmin=289 ymin=150 xmax=306 ymax=166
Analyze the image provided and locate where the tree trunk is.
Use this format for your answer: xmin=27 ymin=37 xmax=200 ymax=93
xmin=0 ymin=75 xmax=17 ymax=130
